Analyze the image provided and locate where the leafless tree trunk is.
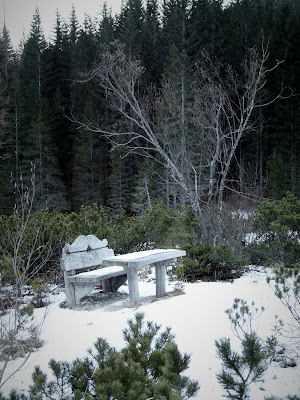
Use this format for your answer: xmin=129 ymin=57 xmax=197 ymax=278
xmin=0 ymin=165 xmax=52 ymax=390
xmin=76 ymin=41 xmax=284 ymax=244
xmin=76 ymin=42 xmax=202 ymax=218
xmin=193 ymin=46 xmax=284 ymax=243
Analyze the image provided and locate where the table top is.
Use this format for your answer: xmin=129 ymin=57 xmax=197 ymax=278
xmin=102 ymin=249 xmax=186 ymax=269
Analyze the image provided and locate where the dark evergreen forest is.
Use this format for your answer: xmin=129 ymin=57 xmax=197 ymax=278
xmin=0 ymin=0 xmax=299 ymax=217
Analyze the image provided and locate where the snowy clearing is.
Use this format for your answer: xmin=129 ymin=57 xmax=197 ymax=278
xmin=1 ymin=266 xmax=300 ymax=399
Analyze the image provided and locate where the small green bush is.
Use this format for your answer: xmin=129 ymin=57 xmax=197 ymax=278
xmin=246 ymin=192 xmax=300 ymax=266
xmin=175 ymin=243 xmax=245 ymax=281
xmin=216 ymin=299 xmax=277 ymax=400
xmin=2 ymin=313 xmax=199 ymax=400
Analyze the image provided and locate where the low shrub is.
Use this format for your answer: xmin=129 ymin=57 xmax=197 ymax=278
xmin=0 ymin=204 xmax=196 ymax=285
xmin=1 ymin=313 xmax=200 ymax=400
xmin=246 ymin=192 xmax=300 ymax=267
xmin=175 ymin=243 xmax=245 ymax=281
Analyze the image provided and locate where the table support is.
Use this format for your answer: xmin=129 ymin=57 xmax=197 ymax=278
xmin=127 ymin=268 xmax=139 ymax=304
xmin=155 ymin=261 xmax=166 ymax=297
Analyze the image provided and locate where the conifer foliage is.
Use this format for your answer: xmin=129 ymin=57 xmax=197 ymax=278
xmin=215 ymin=299 xmax=276 ymax=400
xmin=26 ymin=313 xmax=199 ymax=400
xmin=0 ymin=0 xmax=299 ymax=217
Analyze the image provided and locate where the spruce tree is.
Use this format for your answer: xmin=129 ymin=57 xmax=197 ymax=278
xmin=131 ymin=160 xmax=154 ymax=213
xmin=68 ymin=4 xmax=79 ymax=49
xmin=158 ymin=44 xmax=194 ymax=207
xmin=0 ymin=24 xmax=17 ymax=85
xmin=71 ymin=98 xmax=110 ymax=209
xmin=96 ymin=3 xmax=116 ymax=46
xmin=0 ymin=73 xmax=11 ymax=214
xmin=186 ymin=0 xmax=223 ymax=62
xmin=17 ymin=8 xmax=67 ymax=210
xmin=263 ymin=0 xmax=300 ymax=197
xmin=140 ymin=0 xmax=163 ymax=84
xmin=41 ymin=11 xmax=75 ymax=204
xmin=116 ymin=0 xmax=145 ymax=59
xmin=108 ymin=148 xmax=135 ymax=213
xmin=161 ymin=0 xmax=189 ymax=63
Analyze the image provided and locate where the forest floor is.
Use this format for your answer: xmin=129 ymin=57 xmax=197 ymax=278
xmin=1 ymin=266 xmax=300 ymax=399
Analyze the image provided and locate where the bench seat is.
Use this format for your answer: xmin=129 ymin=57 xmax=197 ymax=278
xmin=68 ymin=266 xmax=126 ymax=283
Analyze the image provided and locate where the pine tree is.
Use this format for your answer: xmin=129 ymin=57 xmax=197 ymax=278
xmin=27 ymin=313 xmax=199 ymax=400
xmin=216 ymin=299 xmax=273 ymax=400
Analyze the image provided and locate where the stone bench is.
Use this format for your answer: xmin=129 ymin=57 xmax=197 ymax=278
xmin=61 ymin=235 xmax=186 ymax=306
xmin=60 ymin=235 xmax=126 ymax=306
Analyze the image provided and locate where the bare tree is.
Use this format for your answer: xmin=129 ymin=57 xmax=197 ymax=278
xmin=0 ymin=164 xmax=52 ymax=391
xmin=192 ymin=48 xmax=285 ymax=243
xmin=76 ymin=42 xmax=202 ymax=217
xmin=76 ymin=41 xmax=284 ymax=244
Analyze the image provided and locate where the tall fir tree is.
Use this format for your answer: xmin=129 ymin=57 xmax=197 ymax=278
xmin=108 ymin=148 xmax=136 ymax=213
xmin=0 ymin=72 xmax=11 ymax=214
xmin=71 ymin=98 xmax=110 ymax=209
xmin=263 ymin=0 xmax=300 ymax=197
xmin=96 ymin=3 xmax=115 ymax=46
xmin=186 ymin=0 xmax=223 ymax=62
xmin=41 ymin=11 xmax=74 ymax=204
xmin=0 ymin=25 xmax=17 ymax=214
xmin=116 ymin=0 xmax=145 ymax=59
xmin=140 ymin=0 xmax=163 ymax=84
xmin=221 ymin=0 xmax=264 ymax=66
xmin=0 ymin=24 xmax=17 ymax=85
xmin=158 ymin=44 xmax=195 ymax=206
xmin=161 ymin=0 xmax=189 ymax=64
xmin=17 ymin=8 xmax=67 ymax=210
xmin=69 ymin=4 xmax=79 ymax=49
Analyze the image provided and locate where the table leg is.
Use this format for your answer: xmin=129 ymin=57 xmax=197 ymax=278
xmin=127 ymin=268 xmax=139 ymax=304
xmin=155 ymin=261 xmax=166 ymax=297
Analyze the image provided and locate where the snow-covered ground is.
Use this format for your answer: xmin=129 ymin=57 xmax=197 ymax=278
xmin=1 ymin=266 xmax=300 ymax=399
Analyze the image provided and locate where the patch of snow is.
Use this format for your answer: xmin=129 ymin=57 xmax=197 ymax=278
xmin=231 ymin=210 xmax=254 ymax=220
xmin=75 ymin=266 xmax=125 ymax=278
xmin=105 ymin=249 xmax=183 ymax=261
xmin=1 ymin=267 xmax=299 ymax=399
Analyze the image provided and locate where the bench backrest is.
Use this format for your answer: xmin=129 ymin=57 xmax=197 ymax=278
xmin=60 ymin=235 xmax=114 ymax=272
